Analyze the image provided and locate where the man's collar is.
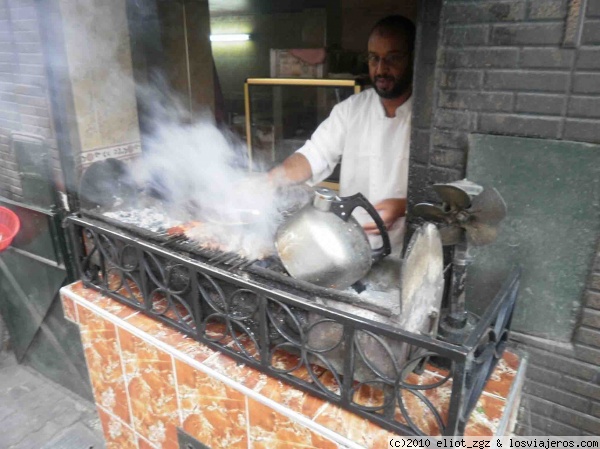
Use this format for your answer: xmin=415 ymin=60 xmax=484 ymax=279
xmin=395 ymin=94 xmax=413 ymax=114
xmin=375 ymin=91 xmax=413 ymax=118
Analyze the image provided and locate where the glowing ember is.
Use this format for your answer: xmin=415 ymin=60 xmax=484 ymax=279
xmin=168 ymin=221 xmax=275 ymax=259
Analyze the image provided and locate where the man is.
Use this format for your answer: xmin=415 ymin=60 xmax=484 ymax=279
xmin=268 ymin=15 xmax=415 ymax=253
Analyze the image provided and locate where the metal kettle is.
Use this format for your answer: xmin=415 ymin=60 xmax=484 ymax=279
xmin=275 ymin=188 xmax=391 ymax=289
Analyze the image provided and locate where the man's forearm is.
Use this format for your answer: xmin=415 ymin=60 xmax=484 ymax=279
xmin=268 ymin=153 xmax=313 ymax=186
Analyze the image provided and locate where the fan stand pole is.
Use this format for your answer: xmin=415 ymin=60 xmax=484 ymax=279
xmin=439 ymin=233 xmax=477 ymax=345
xmin=449 ymin=238 xmax=470 ymax=327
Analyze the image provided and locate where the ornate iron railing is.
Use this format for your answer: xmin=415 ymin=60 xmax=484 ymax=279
xmin=66 ymin=214 xmax=520 ymax=436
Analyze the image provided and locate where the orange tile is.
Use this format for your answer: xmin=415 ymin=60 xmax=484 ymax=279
xmin=312 ymin=370 xmax=342 ymax=397
xmin=420 ymin=358 xmax=453 ymax=379
xmin=149 ymin=294 xmax=196 ymax=331
xmin=138 ymin=436 xmax=159 ymax=449
xmin=69 ymin=279 xmax=518 ymax=440
xmin=395 ymin=363 xmax=510 ymax=437
xmin=501 ymin=351 xmax=520 ymax=370
xmin=68 ymin=282 xmax=103 ymax=305
xmin=108 ymin=273 xmax=144 ymax=305
xmin=126 ymin=313 xmax=217 ymax=363
xmin=248 ymin=397 xmax=338 ymax=449
xmin=75 ymin=270 xmax=143 ymax=306
xmin=97 ymin=406 xmax=137 ymax=449
xmin=402 ymin=367 xmax=458 ymax=428
xmin=269 ymin=348 xmax=327 ymax=383
xmin=254 ymin=375 xmax=326 ymax=419
xmin=394 ymin=383 xmax=446 ymax=435
xmin=77 ymin=305 xmax=131 ymax=426
xmin=68 ymin=282 xmax=139 ymax=320
xmin=371 ymin=430 xmax=408 ymax=449
xmin=206 ymin=346 xmax=328 ymax=419
xmin=71 ymin=282 xmax=216 ymax=366
xmin=385 ymin=371 xmax=504 ymax=437
xmin=350 ymin=356 xmax=514 ymax=437
xmin=164 ymin=333 xmax=217 ymax=363
xmin=313 ymin=366 xmax=450 ymax=440
xmin=205 ymin=352 xmax=264 ymax=390
xmin=351 ymin=381 xmax=387 ymax=410
xmin=202 ymin=319 xmax=235 ymax=346
xmin=67 ymin=280 xmax=88 ymax=296
xmin=118 ymin=328 xmax=180 ymax=449
xmin=314 ymin=401 xmax=402 ymax=448
xmin=124 ymin=311 xmax=167 ymax=333
xmin=175 ymin=358 xmax=247 ymax=449
xmin=61 ymin=293 xmax=77 ymax=323
xmin=226 ymin=330 xmax=261 ymax=360
xmin=481 ymin=356 xmax=518 ymax=400
xmin=94 ymin=294 xmax=139 ymax=320
xmin=464 ymin=393 xmax=506 ymax=436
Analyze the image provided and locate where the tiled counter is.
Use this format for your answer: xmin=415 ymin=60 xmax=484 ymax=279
xmin=60 ymin=282 xmax=526 ymax=449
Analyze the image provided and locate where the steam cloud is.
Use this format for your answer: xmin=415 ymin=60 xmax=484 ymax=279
xmin=127 ymin=80 xmax=309 ymax=259
xmin=59 ymin=0 xmax=310 ymax=260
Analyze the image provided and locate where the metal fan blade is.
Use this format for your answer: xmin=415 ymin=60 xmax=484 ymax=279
xmin=468 ymin=188 xmax=507 ymax=225
xmin=439 ymin=226 xmax=463 ymax=246
xmin=433 ymin=184 xmax=471 ymax=210
xmin=413 ymin=203 xmax=448 ymax=221
xmin=464 ymin=222 xmax=498 ymax=246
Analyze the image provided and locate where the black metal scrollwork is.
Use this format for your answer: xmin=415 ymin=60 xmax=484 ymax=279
xmin=67 ymin=216 xmax=520 ymax=437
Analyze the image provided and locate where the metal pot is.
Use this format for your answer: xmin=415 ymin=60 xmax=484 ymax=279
xmin=79 ymin=158 xmax=136 ymax=210
xmin=275 ymin=188 xmax=391 ymax=289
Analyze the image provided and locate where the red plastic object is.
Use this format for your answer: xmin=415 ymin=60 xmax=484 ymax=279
xmin=0 ymin=207 xmax=20 ymax=252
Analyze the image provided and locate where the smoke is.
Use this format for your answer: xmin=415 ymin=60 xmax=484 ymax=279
xmin=128 ymin=79 xmax=310 ymax=259
xmin=52 ymin=0 xmax=311 ymax=259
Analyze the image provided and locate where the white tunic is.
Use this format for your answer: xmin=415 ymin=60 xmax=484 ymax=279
xmin=296 ymin=88 xmax=412 ymax=253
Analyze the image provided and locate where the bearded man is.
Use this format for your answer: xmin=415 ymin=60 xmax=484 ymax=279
xmin=269 ymin=15 xmax=415 ymax=253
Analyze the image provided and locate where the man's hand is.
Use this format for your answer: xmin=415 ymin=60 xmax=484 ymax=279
xmin=363 ymin=198 xmax=407 ymax=235
xmin=268 ymin=153 xmax=313 ymax=187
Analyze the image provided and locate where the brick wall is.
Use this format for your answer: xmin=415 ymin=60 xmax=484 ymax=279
xmin=410 ymin=0 xmax=600 ymax=436
xmin=0 ymin=0 xmax=58 ymax=202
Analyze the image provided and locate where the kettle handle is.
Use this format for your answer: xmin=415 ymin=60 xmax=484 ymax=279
xmin=330 ymin=193 xmax=392 ymax=262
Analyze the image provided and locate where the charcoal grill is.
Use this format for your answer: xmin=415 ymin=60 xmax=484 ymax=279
xmin=65 ymin=206 xmax=520 ymax=436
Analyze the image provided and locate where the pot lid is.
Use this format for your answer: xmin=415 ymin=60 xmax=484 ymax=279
xmin=398 ymin=223 xmax=445 ymax=336
xmin=78 ymin=158 xmax=135 ymax=210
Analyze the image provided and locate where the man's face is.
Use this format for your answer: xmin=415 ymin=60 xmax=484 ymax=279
xmin=367 ymin=31 xmax=413 ymax=99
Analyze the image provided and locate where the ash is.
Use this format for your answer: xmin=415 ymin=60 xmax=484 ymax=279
xmin=104 ymin=207 xmax=182 ymax=233
xmin=355 ymin=255 xmax=402 ymax=312
xmin=184 ymin=223 xmax=275 ymax=260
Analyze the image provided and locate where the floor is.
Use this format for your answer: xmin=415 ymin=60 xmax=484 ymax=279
xmin=0 ymin=347 xmax=105 ymax=449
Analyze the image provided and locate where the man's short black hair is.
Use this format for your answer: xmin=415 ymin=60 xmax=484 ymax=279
xmin=370 ymin=15 xmax=416 ymax=53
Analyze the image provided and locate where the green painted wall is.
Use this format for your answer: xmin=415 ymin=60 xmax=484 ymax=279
xmin=466 ymin=134 xmax=600 ymax=342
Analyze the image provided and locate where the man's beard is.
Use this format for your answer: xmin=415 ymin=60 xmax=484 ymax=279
xmin=373 ymin=73 xmax=412 ymax=99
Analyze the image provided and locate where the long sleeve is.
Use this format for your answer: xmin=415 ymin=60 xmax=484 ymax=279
xmin=295 ymin=100 xmax=348 ymax=185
